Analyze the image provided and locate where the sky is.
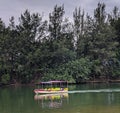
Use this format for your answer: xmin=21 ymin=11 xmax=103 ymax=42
xmin=0 ymin=0 xmax=120 ymax=25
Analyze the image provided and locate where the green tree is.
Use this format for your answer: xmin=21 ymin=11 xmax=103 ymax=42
xmin=16 ymin=10 xmax=47 ymax=83
xmin=0 ymin=18 xmax=7 ymax=83
xmin=73 ymin=7 xmax=85 ymax=58
xmin=48 ymin=5 xmax=75 ymax=68
xmin=90 ymin=3 xmax=118 ymax=78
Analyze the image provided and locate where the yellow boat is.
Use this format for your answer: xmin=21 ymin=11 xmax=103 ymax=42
xmin=34 ymin=81 xmax=68 ymax=94
xmin=34 ymin=93 xmax=68 ymax=100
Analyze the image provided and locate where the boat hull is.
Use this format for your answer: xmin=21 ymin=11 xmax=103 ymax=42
xmin=34 ymin=89 xmax=68 ymax=94
xmin=34 ymin=93 xmax=68 ymax=100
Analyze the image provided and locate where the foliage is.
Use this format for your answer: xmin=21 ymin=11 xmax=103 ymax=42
xmin=0 ymin=3 xmax=120 ymax=84
xmin=42 ymin=58 xmax=92 ymax=83
xmin=1 ymin=74 xmax=10 ymax=84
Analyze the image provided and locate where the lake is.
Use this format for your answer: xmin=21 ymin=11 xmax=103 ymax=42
xmin=0 ymin=83 xmax=120 ymax=113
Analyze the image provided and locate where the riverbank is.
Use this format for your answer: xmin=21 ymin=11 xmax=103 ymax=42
xmin=0 ymin=79 xmax=120 ymax=87
xmin=85 ymin=79 xmax=120 ymax=83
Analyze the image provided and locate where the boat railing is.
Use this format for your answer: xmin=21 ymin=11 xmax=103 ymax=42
xmin=37 ymin=87 xmax=68 ymax=91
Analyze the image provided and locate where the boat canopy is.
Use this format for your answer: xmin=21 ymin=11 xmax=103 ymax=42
xmin=40 ymin=80 xmax=67 ymax=84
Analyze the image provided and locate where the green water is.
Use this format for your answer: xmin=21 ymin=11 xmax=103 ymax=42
xmin=0 ymin=83 xmax=120 ymax=113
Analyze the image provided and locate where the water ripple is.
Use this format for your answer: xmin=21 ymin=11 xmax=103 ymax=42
xmin=68 ymin=89 xmax=120 ymax=93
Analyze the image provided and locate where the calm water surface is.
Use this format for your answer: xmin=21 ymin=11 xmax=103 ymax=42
xmin=0 ymin=83 xmax=120 ymax=113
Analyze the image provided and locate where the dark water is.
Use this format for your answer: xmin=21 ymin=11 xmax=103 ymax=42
xmin=0 ymin=83 xmax=120 ymax=113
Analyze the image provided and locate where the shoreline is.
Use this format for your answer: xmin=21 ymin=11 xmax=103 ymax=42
xmin=86 ymin=79 xmax=120 ymax=83
xmin=1 ymin=79 xmax=120 ymax=87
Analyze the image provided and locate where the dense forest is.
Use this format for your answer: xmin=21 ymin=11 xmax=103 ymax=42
xmin=0 ymin=3 xmax=120 ymax=84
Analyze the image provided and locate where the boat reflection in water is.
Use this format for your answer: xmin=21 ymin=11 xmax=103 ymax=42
xmin=34 ymin=93 xmax=69 ymax=108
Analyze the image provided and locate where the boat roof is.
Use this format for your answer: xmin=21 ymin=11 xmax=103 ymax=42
xmin=40 ymin=80 xmax=67 ymax=84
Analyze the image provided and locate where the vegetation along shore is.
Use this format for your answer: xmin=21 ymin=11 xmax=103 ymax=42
xmin=0 ymin=2 xmax=120 ymax=85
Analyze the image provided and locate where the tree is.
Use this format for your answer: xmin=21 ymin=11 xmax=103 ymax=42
xmin=49 ymin=5 xmax=65 ymax=40
xmin=0 ymin=18 xmax=7 ymax=83
xmin=90 ymin=3 xmax=118 ymax=78
xmin=73 ymin=7 xmax=85 ymax=58
xmin=16 ymin=10 xmax=47 ymax=83
xmin=47 ymin=5 xmax=75 ymax=68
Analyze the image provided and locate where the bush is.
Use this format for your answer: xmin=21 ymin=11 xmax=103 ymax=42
xmin=1 ymin=74 xmax=10 ymax=84
xmin=42 ymin=58 xmax=92 ymax=83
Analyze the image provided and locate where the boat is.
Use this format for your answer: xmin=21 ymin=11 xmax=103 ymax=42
xmin=34 ymin=93 xmax=68 ymax=100
xmin=34 ymin=80 xmax=68 ymax=94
